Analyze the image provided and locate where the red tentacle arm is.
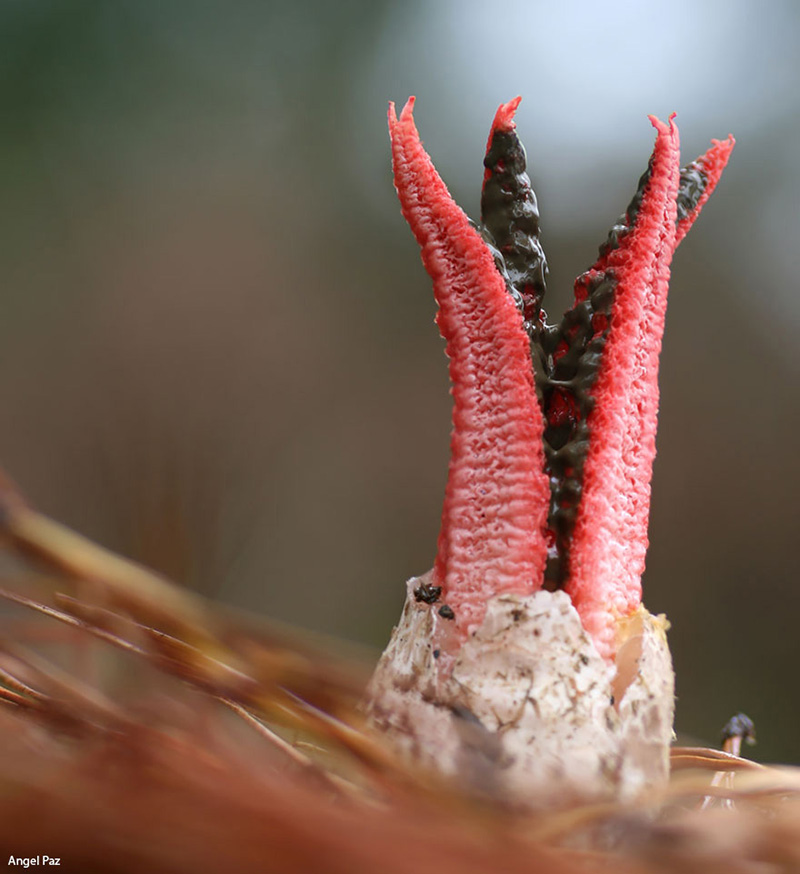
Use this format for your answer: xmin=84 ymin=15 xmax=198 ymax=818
xmin=565 ymin=116 xmax=681 ymax=658
xmin=389 ymin=98 xmax=550 ymax=640
xmin=675 ymin=135 xmax=736 ymax=245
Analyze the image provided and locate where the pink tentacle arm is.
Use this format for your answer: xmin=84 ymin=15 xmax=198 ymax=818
xmin=563 ymin=124 xmax=735 ymax=657
xmin=564 ymin=116 xmax=681 ymax=657
xmin=388 ymin=98 xmax=550 ymax=640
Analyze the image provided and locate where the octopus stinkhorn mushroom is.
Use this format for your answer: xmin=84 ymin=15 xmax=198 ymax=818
xmin=366 ymin=97 xmax=734 ymax=806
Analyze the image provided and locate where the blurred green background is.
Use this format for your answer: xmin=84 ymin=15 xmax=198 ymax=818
xmin=0 ymin=1 xmax=797 ymax=762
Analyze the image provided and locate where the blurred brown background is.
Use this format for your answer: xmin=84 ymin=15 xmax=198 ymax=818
xmin=0 ymin=1 xmax=797 ymax=761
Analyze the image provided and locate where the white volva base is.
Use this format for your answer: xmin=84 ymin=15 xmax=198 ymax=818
xmin=365 ymin=573 xmax=674 ymax=807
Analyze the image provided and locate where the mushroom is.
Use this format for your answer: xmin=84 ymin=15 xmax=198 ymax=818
xmin=366 ymin=97 xmax=734 ymax=807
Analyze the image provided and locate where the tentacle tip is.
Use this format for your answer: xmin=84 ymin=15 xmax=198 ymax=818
xmin=647 ymin=113 xmax=679 ymax=137
xmin=492 ymin=96 xmax=522 ymax=133
xmin=697 ymin=134 xmax=736 ymax=175
xmin=399 ymin=95 xmax=416 ymax=120
xmin=389 ymin=97 xmax=417 ymax=136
